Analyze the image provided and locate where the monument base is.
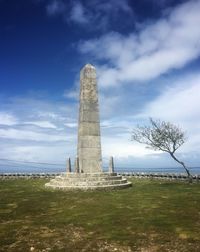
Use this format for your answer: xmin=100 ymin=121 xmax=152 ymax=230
xmin=45 ymin=172 xmax=132 ymax=191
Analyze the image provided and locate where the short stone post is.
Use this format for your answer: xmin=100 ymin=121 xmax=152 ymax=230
xmin=109 ymin=156 xmax=114 ymax=173
xmin=66 ymin=157 xmax=71 ymax=173
xmin=75 ymin=156 xmax=80 ymax=173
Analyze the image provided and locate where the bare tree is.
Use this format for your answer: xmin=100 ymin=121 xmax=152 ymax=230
xmin=132 ymin=118 xmax=192 ymax=181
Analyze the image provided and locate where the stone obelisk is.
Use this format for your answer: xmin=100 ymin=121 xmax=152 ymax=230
xmin=77 ymin=64 xmax=102 ymax=173
xmin=45 ymin=64 xmax=132 ymax=190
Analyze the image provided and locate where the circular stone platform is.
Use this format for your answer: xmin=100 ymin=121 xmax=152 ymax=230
xmin=45 ymin=172 xmax=132 ymax=190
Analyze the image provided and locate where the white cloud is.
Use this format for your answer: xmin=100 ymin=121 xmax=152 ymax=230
xmin=0 ymin=128 xmax=69 ymax=142
xmin=24 ymin=121 xmax=57 ymax=129
xmin=99 ymin=92 xmax=121 ymax=118
xmin=143 ymin=74 xmax=200 ymax=122
xmin=44 ymin=0 xmax=133 ymax=29
xmin=3 ymin=0 xmax=200 ymax=172
xmin=0 ymin=143 xmax=72 ymax=166
xmin=0 ymin=97 xmax=77 ymax=144
xmin=140 ymin=73 xmax=200 ymax=153
xmin=0 ymin=96 xmax=78 ymax=169
xmin=0 ymin=112 xmax=18 ymax=126
xmin=64 ymin=89 xmax=79 ymax=100
xmin=37 ymin=111 xmax=61 ymax=120
xmin=0 ymin=74 xmax=199 ymax=169
xmin=64 ymin=123 xmax=77 ymax=128
xmin=46 ymin=0 xmax=66 ymax=16
xmin=70 ymin=1 xmax=88 ymax=24
xmin=79 ymin=0 xmax=200 ymax=87
xmin=102 ymin=136 xmax=156 ymax=158
xmin=97 ymin=71 xmax=200 ymax=162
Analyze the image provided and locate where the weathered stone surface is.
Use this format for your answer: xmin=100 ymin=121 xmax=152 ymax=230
xmin=78 ymin=122 xmax=100 ymax=136
xmin=79 ymin=136 xmax=101 ymax=148
xmin=74 ymin=157 xmax=80 ymax=173
xmin=109 ymin=156 xmax=114 ymax=173
xmin=66 ymin=158 xmax=71 ymax=173
xmin=78 ymin=64 xmax=102 ymax=173
xmin=45 ymin=172 xmax=132 ymax=190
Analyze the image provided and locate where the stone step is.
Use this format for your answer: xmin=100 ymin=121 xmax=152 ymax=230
xmin=45 ymin=172 xmax=132 ymax=191
xmin=60 ymin=172 xmax=118 ymax=178
xmin=48 ymin=178 xmax=128 ymax=187
xmin=45 ymin=181 xmax=132 ymax=191
xmin=55 ymin=175 xmax=122 ymax=182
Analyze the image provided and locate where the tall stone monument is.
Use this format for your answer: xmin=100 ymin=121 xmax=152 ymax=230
xmin=45 ymin=64 xmax=132 ymax=190
xmin=78 ymin=64 xmax=102 ymax=173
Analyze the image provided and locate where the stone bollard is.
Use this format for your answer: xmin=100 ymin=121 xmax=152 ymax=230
xmin=66 ymin=157 xmax=72 ymax=173
xmin=109 ymin=156 xmax=114 ymax=173
xmin=75 ymin=156 xmax=80 ymax=173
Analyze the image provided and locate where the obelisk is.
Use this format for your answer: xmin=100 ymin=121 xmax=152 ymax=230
xmin=45 ymin=64 xmax=132 ymax=190
xmin=77 ymin=64 xmax=102 ymax=173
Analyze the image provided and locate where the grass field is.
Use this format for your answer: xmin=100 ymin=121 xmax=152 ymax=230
xmin=0 ymin=178 xmax=200 ymax=252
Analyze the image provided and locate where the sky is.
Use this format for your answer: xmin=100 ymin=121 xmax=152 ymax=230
xmin=0 ymin=0 xmax=200 ymax=172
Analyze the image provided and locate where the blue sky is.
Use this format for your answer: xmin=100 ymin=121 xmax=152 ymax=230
xmin=0 ymin=0 xmax=200 ymax=171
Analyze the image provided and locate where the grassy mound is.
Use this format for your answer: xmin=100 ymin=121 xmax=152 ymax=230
xmin=0 ymin=178 xmax=200 ymax=251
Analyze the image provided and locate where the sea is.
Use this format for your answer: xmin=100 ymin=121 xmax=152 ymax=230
xmin=0 ymin=163 xmax=200 ymax=175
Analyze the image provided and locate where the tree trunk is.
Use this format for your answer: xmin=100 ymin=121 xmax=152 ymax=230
xmin=169 ymin=152 xmax=192 ymax=183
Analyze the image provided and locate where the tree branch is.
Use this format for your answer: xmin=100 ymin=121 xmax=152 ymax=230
xmin=132 ymin=118 xmax=191 ymax=181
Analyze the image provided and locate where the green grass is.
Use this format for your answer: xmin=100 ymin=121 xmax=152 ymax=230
xmin=0 ymin=178 xmax=200 ymax=252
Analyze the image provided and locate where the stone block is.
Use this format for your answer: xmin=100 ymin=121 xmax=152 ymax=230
xmin=79 ymin=110 xmax=99 ymax=122
xmin=78 ymin=136 xmax=101 ymax=148
xmin=78 ymin=122 xmax=100 ymax=136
